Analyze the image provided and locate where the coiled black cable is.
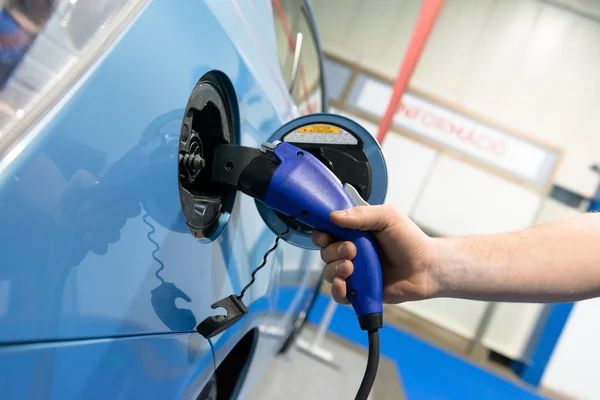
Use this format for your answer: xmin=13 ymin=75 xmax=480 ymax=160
xmin=355 ymin=329 xmax=380 ymax=400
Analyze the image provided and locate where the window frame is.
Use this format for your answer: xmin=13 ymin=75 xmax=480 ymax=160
xmin=272 ymin=0 xmax=328 ymax=113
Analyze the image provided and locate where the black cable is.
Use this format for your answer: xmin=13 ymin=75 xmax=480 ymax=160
xmin=355 ymin=329 xmax=380 ymax=400
xmin=237 ymin=227 xmax=289 ymax=300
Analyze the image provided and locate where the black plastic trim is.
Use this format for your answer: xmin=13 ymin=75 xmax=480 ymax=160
xmin=178 ymin=71 xmax=240 ymax=241
xmin=211 ymin=145 xmax=263 ymax=188
xmin=358 ymin=313 xmax=383 ymax=331
xmin=238 ymin=155 xmax=279 ymax=202
xmin=214 ymin=328 xmax=259 ymax=400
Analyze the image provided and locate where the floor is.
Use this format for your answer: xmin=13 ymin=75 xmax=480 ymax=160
xmin=247 ymin=294 xmax=553 ymax=400
xmin=247 ymin=325 xmax=405 ymax=400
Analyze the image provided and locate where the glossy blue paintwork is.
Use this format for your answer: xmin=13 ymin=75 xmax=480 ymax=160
xmin=0 ymin=331 xmax=214 ymax=399
xmin=0 ymin=0 xmax=321 ymax=397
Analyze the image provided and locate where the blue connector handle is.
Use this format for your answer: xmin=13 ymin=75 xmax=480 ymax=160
xmin=263 ymin=143 xmax=383 ymax=322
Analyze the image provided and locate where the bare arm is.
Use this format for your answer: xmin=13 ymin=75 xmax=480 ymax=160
xmin=312 ymin=206 xmax=600 ymax=304
xmin=434 ymin=213 xmax=600 ymax=303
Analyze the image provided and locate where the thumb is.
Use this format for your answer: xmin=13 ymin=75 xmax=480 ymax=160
xmin=330 ymin=204 xmax=398 ymax=232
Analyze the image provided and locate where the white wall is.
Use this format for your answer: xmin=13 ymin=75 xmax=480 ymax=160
xmin=483 ymin=303 xmax=545 ymax=360
xmin=381 ymin=134 xmax=438 ymax=215
xmin=535 ymin=197 xmax=582 ymax=224
xmin=313 ymin=0 xmax=600 ymax=197
xmin=542 ymin=299 xmax=600 ymax=400
xmin=412 ymin=155 xmax=542 ymax=235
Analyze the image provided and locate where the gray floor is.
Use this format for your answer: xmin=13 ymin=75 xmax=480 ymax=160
xmin=246 ymin=325 xmax=405 ymax=400
xmin=246 ymin=294 xmax=570 ymax=400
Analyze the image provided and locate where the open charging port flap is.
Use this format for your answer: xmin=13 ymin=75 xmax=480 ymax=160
xmin=178 ymin=72 xmax=239 ymax=241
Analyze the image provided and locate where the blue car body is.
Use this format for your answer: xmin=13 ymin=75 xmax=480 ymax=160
xmin=0 ymin=0 xmax=324 ymax=398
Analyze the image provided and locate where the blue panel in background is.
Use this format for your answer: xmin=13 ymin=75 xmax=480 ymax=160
xmin=323 ymin=58 xmax=353 ymax=102
xmin=345 ymin=73 xmax=374 ymax=111
xmin=511 ymin=302 xmax=574 ymax=387
xmin=308 ymin=294 xmax=546 ymax=400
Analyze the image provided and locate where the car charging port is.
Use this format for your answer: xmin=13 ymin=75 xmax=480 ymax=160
xmin=178 ymin=72 xmax=239 ymax=241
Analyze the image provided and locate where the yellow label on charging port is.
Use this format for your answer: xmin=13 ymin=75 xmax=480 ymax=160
xmin=296 ymin=124 xmax=341 ymax=134
xmin=283 ymin=123 xmax=358 ymax=145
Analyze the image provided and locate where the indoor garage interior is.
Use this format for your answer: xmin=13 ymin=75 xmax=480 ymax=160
xmin=1 ymin=0 xmax=600 ymax=399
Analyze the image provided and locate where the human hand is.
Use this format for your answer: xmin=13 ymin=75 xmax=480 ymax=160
xmin=312 ymin=205 xmax=440 ymax=304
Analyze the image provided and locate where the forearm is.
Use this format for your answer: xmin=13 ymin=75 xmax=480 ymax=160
xmin=433 ymin=213 xmax=600 ymax=303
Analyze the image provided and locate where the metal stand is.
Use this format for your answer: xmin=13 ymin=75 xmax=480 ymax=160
xmin=294 ymin=296 xmax=340 ymax=368
xmin=466 ymin=302 xmax=497 ymax=356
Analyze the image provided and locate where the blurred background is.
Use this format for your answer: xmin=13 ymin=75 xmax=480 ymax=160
xmin=271 ymin=1 xmax=600 ymax=399
xmin=2 ymin=0 xmax=599 ymax=399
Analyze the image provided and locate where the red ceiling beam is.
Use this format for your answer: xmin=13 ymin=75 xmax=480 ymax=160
xmin=376 ymin=0 xmax=445 ymax=144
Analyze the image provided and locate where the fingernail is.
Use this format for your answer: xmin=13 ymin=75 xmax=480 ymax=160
xmin=332 ymin=209 xmax=348 ymax=217
xmin=316 ymin=235 xmax=326 ymax=247
xmin=336 ymin=261 xmax=347 ymax=274
xmin=339 ymin=245 xmax=350 ymax=258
